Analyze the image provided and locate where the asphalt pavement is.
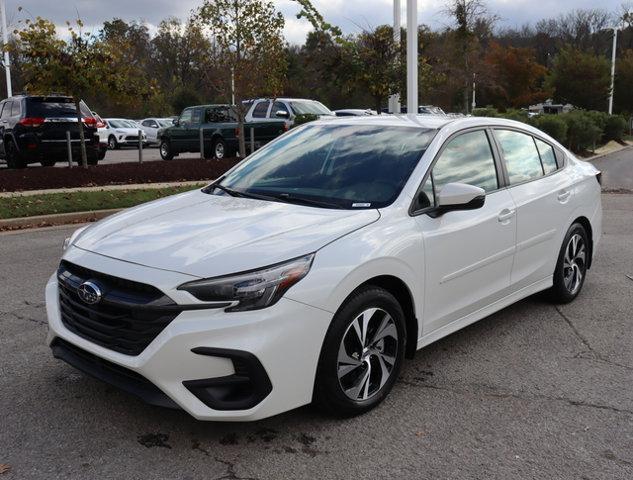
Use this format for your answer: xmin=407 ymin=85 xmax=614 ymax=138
xmin=1 ymin=190 xmax=632 ymax=479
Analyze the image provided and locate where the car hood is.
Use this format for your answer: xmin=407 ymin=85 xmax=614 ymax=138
xmin=74 ymin=190 xmax=380 ymax=278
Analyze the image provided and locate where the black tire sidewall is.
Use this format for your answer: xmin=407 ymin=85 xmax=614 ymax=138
xmin=6 ymin=140 xmax=25 ymax=169
xmin=551 ymin=223 xmax=589 ymax=303
xmin=159 ymin=140 xmax=173 ymax=160
xmin=314 ymin=286 xmax=407 ymax=414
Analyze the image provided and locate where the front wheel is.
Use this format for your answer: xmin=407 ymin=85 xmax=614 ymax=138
xmin=548 ymin=223 xmax=589 ymax=303
xmin=159 ymin=140 xmax=174 ymax=160
xmin=313 ymin=286 xmax=406 ymax=416
xmin=108 ymin=136 xmax=119 ymax=150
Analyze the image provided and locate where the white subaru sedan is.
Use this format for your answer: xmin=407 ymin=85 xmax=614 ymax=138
xmin=46 ymin=116 xmax=602 ymax=421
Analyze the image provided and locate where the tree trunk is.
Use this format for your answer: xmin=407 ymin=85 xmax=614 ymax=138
xmin=75 ymin=98 xmax=88 ymax=169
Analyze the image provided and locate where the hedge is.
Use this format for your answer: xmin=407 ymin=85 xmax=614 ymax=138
xmin=472 ymin=107 xmax=629 ymax=152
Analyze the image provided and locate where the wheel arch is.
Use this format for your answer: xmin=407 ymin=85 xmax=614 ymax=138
xmin=572 ymin=216 xmax=594 ymax=269
xmin=351 ymin=275 xmax=419 ymax=359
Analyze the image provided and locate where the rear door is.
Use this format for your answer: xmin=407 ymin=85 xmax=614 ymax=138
xmin=413 ymin=129 xmax=517 ymax=336
xmin=492 ymin=128 xmax=574 ymax=289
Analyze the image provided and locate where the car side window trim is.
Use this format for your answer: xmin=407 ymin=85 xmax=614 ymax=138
xmin=409 ymin=127 xmax=505 ymax=217
xmin=490 ymin=127 xmax=566 ymax=190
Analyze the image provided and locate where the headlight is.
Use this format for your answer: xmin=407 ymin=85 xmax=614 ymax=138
xmin=62 ymin=225 xmax=88 ymax=252
xmin=177 ymin=254 xmax=315 ymax=312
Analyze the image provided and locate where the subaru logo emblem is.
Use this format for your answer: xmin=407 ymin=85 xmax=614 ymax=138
xmin=77 ymin=281 xmax=102 ymax=305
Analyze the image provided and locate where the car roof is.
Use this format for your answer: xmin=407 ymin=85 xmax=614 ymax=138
xmin=309 ymin=114 xmax=551 ymax=138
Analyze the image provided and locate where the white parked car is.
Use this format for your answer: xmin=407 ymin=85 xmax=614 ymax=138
xmin=140 ymin=117 xmax=175 ymax=145
xmin=47 ymin=116 xmax=602 ymax=421
xmin=102 ymin=118 xmax=148 ymax=149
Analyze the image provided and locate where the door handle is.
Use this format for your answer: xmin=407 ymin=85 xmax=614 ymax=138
xmin=498 ymin=209 xmax=516 ymax=223
xmin=557 ymin=190 xmax=571 ymax=202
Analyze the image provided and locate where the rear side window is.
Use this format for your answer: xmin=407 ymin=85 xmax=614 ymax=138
xmin=495 ymin=130 xmax=544 ymax=184
xmin=252 ymin=101 xmax=270 ymax=118
xmin=534 ymin=138 xmax=558 ymax=174
xmin=0 ymin=102 xmax=6 ymax=119
xmin=11 ymin=100 xmax=21 ymax=116
xmin=432 ymin=130 xmax=499 ymax=194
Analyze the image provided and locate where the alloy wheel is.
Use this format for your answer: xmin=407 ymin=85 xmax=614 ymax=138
xmin=563 ymin=233 xmax=586 ymax=294
xmin=215 ymin=142 xmax=225 ymax=159
xmin=337 ymin=308 xmax=399 ymax=401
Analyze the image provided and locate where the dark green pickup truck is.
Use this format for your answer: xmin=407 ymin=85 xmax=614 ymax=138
xmin=158 ymin=104 xmax=287 ymax=160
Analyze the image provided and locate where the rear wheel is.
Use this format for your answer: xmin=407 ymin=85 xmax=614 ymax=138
xmin=313 ymin=286 xmax=406 ymax=416
xmin=5 ymin=140 xmax=26 ymax=169
xmin=548 ymin=223 xmax=589 ymax=303
xmin=159 ymin=140 xmax=174 ymax=160
xmin=212 ymin=138 xmax=227 ymax=159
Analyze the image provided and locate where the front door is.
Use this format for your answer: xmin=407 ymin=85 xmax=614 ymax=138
xmin=413 ymin=129 xmax=517 ymax=336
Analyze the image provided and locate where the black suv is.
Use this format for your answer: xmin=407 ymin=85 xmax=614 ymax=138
xmin=0 ymin=94 xmax=101 ymax=168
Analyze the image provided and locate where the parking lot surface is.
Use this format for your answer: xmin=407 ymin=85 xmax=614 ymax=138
xmin=1 ymin=193 xmax=632 ymax=480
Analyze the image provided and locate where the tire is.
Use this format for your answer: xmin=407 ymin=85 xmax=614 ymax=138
xmin=548 ymin=223 xmax=589 ymax=304
xmin=108 ymin=135 xmax=119 ymax=150
xmin=313 ymin=286 xmax=407 ymax=416
xmin=5 ymin=140 xmax=26 ymax=169
xmin=212 ymin=138 xmax=227 ymax=159
xmin=87 ymin=157 xmax=98 ymax=166
xmin=159 ymin=140 xmax=174 ymax=160
xmin=40 ymin=159 xmax=57 ymax=167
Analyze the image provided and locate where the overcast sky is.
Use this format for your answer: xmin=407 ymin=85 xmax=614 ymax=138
xmin=5 ymin=0 xmax=627 ymax=44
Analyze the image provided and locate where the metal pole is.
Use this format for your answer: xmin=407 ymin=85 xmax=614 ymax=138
xmin=406 ymin=0 xmax=418 ymax=116
xmin=138 ymin=129 xmax=143 ymax=164
xmin=230 ymin=67 xmax=235 ymax=106
xmin=66 ymin=131 xmax=73 ymax=168
xmin=250 ymin=127 xmax=255 ymax=154
xmin=608 ymin=27 xmax=618 ymax=115
xmin=199 ymin=127 xmax=204 ymax=159
xmin=472 ymin=73 xmax=477 ymax=112
xmin=388 ymin=0 xmax=401 ymax=114
xmin=0 ymin=0 xmax=11 ymax=97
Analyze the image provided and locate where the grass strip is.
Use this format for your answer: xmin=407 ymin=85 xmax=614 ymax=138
xmin=0 ymin=185 xmax=205 ymax=219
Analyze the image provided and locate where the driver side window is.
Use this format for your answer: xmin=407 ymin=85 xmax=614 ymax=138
xmin=417 ymin=130 xmax=499 ymax=210
xmin=179 ymin=109 xmax=193 ymax=126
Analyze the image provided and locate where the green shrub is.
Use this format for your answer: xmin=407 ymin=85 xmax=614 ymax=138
xmin=293 ymin=113 xmax=319 ymax=127
xmin=563 ymin=110 xmax=603 ymax=151
xmin=472 ymin=107 xmax=499 ymax=118
xmin=502 ymin=109 xmax=529 ymax=122
xmin=531 ymin=115 xmax=568 ymax=145
xmin=603 ymin=115 xmax=627 ymax=141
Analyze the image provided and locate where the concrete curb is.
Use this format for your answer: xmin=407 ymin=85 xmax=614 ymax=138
xmin=0 ymin=180 xmax=210 ymax=198
xmin=0 ymin=209 xmax=122 ymax=231
xmin=585 ymin=144 xmax=633 ymax=162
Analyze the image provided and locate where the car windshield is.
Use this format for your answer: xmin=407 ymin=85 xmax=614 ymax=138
xmin=213 ymin=124 xmax=437 ymax=209
xmin=158 ymin=119 xmax=173 ymax=127
xmin=289 ymin=101 xmax=333 ymax=116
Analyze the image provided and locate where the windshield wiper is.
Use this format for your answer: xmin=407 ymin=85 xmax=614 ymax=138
xmin=271 ymin=193 xmax=345 ymax=210
xmin=208 ymin=183 xmax=243 ymax=198
xmin=207 ymin=182 xmax=286 ymax=203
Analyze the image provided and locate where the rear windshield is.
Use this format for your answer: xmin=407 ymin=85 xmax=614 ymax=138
xmin=26 ymin=98 xmax=91 ymax=117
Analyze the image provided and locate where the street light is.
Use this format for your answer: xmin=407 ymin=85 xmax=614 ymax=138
xmin=608 ymin=27 xmax=619 ymax=115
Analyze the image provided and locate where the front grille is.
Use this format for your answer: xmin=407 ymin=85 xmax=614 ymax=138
xmin=57 ymin=261 xmax=182 ymax=356
xmin=125 ymin=135 xmax=139 ymax=142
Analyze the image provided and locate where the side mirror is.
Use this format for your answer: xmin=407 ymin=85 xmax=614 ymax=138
xmin=275 ymin=110 xmax=290 ymax=119
xmin=430 ymin=183 xmax=485 ymax=217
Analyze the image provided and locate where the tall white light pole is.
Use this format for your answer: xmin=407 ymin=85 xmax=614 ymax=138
xmin=406 ymin=0 xmax=418 ymax=115
xmin=388 ymin=0 xmax=401 ymax=114
xmin=0 ymin=0 xmax=11 ymax=97
xmin=608 ymin=27 xmax=618 ymax=115
xmin=471 ymin=73 xmax=476 ymax=111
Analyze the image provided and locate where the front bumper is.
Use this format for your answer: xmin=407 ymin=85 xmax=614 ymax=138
xmin=45 ymin=250 xmax=333 ymax=421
